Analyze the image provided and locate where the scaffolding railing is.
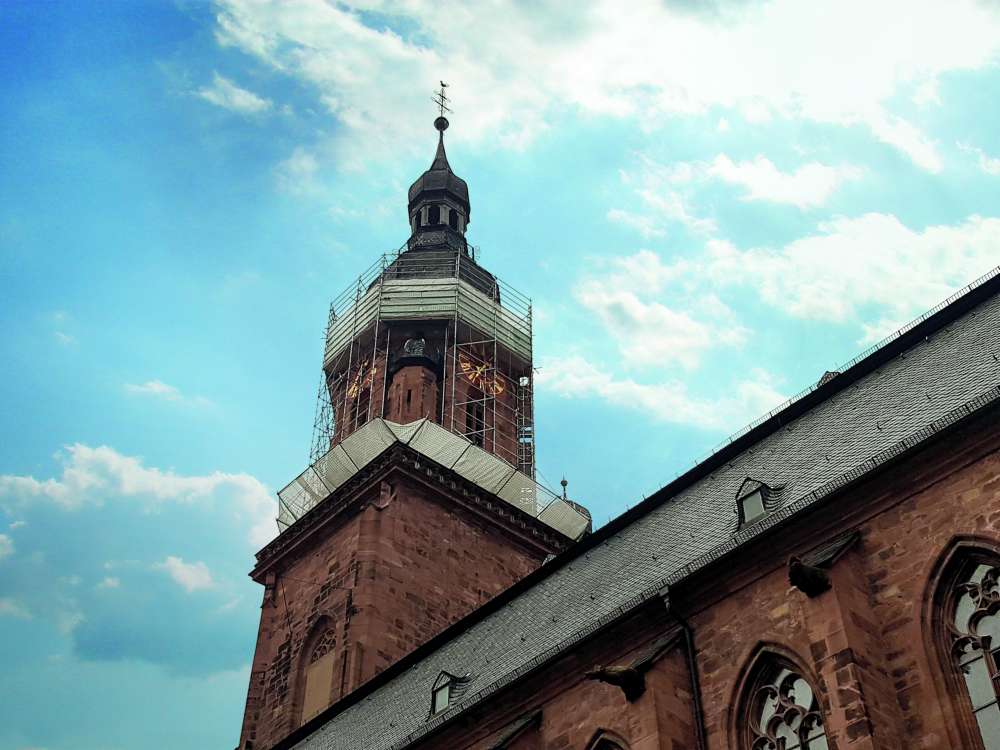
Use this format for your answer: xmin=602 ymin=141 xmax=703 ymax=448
xmin=309 ymin=244 xmax=535 ymax=479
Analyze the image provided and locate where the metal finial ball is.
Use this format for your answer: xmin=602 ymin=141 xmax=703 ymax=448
xmin=434 ymin=116 xmax=449 ymax=132
xmin=561 ymin=478 xmax=568 ymax=488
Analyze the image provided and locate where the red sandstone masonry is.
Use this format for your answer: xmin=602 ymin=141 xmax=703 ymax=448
xmin=238 ymin=469 xmax=561 ymax=750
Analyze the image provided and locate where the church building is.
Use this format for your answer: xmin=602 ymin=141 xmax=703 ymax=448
xmin=237 ymin=111 xmax=1000 ymax=750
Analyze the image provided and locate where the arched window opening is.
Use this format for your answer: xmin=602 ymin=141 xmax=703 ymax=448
xmin=448 ymin=209 xmax=459 ymax=230
xmin=302 ymin=629 xmax=337 ymax=723
xmin=465 ymin=386 xmax=485 ymax=447
xmin=948 ymin=559 xmax=1000 ymax=748
xmin=743 ymin=658 xmax=828 ymax=750
xmin=428 ymin=205 xmax=441 ymax=225
xmin=584 ymin=730 xmax=630 ymax=750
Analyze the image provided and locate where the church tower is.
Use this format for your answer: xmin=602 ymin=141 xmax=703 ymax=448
xmin=238 ymin=108 xmax=591 ymax=750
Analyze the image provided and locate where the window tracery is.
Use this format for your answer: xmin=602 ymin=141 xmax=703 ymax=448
xmin=309 ymin=630 xmax=337 ymax=664
xmin=745 ymin=659 xmax=828 ymax=750
xmin=948 ymin=561 xmax=1000 ymax=748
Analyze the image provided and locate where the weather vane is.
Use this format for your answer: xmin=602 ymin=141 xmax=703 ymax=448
xmin=432 ymin=81 xmax=452 ymax=118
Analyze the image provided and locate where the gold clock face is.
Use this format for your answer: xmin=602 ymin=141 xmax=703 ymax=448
xmin=346 ymin=358 xmax=377 ymax=398
xmin=458 ymin=353 xmax=505 ymax=396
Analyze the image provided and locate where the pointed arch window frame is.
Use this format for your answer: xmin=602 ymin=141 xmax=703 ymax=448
xmin=583 ymin=728 xmax=631 ymax=750
xmin=729 ymin=644 xmax=829 ymax=750
xmin=924 ymin=537 xmax=1000 ymax=749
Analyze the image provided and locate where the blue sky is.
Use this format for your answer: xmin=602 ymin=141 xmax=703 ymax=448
xmin=2 ymin=1 xmax=1000 ymax=748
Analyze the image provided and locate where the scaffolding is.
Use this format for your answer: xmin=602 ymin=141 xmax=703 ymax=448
xmin=308 ymin=244 xmax=536 ymax=478
xmin=283 ymin=418 xmax=588 ymax=540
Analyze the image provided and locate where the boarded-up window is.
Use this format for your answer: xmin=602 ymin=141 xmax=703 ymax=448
xmin=302 ymin=629 xmax=337 ymax=723
xmin=302 ymin=650 xmax=336 ymax=721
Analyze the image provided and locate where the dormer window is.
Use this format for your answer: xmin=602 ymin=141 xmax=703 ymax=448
xmin=736 ymin=478 xmax=783 ymax=528
xmin=739 ymin=488 xmax=765 ymax=525
xmin=431 ymin=672 xmax=459 ymax=715
xmin=432 ymin=681 xmax=450 ymax=714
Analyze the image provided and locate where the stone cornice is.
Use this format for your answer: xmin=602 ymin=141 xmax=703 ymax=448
xmin=252 ymin=443 xmax=572 ymax=580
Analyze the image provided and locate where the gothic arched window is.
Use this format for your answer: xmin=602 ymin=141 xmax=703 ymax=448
xmin=584 ymin=730 xmax=629 ymax=750
xmin=946 ymin=558 xmax=1000 ymax=748
xmin=742 ymin=656 xmax=828 ymax=750
xmin=301 ymin=629 xmax=337 ymax=723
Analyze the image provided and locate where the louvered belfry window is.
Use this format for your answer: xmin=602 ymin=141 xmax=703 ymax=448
xmin=745 ymin=660 xmax=828 ymax=750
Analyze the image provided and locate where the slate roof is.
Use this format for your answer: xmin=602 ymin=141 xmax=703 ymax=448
xmin=289 ymin=266 xmax=1000 ymax=750
xmin=407 ymin=131 xmax=470 ymax=215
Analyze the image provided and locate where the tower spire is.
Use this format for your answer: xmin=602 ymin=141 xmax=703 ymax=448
xmin=407 ymin=82 xmax=470 ymax=247
xmin=431 ymin=81 xmax=452 ymax=165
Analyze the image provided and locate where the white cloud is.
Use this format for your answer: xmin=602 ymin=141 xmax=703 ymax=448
xmin=700 ymin=213 xmax=1000 ymax=323
xmin=611 ymin=160 xmax=717 ymax=236
xmin=537 ymin=356 xmax=785 ymax=430
xmin=124 ymin=380 xmax=212 ymax=407
xmin=857 ymin=317 xmax=908 ymax=347
xmin=624 ymin=152 xmax=861 ymax=213
xmin=216 ymin=596 xmax=243 ymax=613
xmin=96 ymin=577 xmax=120 ymax=590
xmin=590 ymin=212 xmax=1000 ymax=349
xmin=562 ymin=212 xmax=1000 ymax=423
xmin=0 ymin=598 xmax=32 ymax=619
xmin=125 ymin=380 xmax=182 ymax=400
xmin=574 ymin=250 xmax=746 ymax=370
xmin=0 ymin=533 xmax=13 ymax=561
xmin=155 ymin=556 xmax=214 ymax=593
xmin=54 ymin=331 xmax=75 ymax=346
xmin=865 ymin=111 xmax=942 ymax=173
xmin=606 ymin=208 xmax=665 ymax=239
xmin=275 ymin=147 xmax=320 ymax=193
xmin=57 ymin=610 xmax=84 ymax=635
xmin=196 ymin=72 xmax=272 ymax=114
xmin=0 ymin=444 xmax=276 ymax=547
xmin=9 ymin=520 xmax=26 ymax=529
xmin=213 ymin=0 xmax=1000 ymax=169
xmin=706 ymin=155 xmax=863 ymax=208
xmin=959 ymin=142 xmax=1000 ymax=175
